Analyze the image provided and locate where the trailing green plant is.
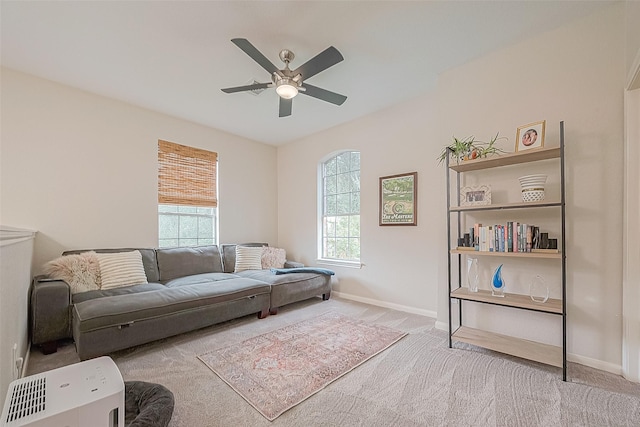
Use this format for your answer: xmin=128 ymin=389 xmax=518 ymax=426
xmin=476 ymin=133 xmax=508 ymax=158
xmin=437 ymin=133 xmax=508 ymax=165
xmin=437 ymin=135 xmax=476 ymax=165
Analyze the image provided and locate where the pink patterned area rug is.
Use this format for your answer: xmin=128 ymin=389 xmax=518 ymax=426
xmin=197 ymin=311 xmax=407 ymax=421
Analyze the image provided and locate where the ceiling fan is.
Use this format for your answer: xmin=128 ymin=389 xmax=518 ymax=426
xmin=221 ymin=38 xmax=347 ymax=117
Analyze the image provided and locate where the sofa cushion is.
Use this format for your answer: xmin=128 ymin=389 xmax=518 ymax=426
xmin=73 ymin=277 xmax=270 ymax=332
xmin=156 ymin=245 xmax=223 ymax=282
xmin=234 ymin=269 xmax=324 ymax=286
xmin=72 ymin=283 xmax=167 ymax=304
xmin=221 ymin=243 xmax=267 ymax=273
xmin=235 ymin=270 xmax=332 ymax=309
xmin=63 ymin=248 xmax=160 ymax=283
xmin=97 ymin=251 xmax=149 ymax=290
xmin=163 ymin=272 xmax=239 ymax=288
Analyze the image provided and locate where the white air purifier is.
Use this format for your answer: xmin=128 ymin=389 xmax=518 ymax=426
xmin=1 ymin=356 xmax=124 ymax=427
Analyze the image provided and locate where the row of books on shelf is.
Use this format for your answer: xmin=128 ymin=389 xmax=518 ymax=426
xmin=457 ymin=222 xmax=558 ymax=253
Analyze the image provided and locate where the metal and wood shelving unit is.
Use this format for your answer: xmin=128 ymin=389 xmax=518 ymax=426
xmin=446 ymin=121 xmax=567 ymax=380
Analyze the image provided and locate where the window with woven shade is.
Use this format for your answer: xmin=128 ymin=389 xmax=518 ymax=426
xmin=158 ymin=140 xmax=218 ymax=247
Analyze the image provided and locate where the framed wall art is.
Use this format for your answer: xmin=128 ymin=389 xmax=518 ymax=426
xmin=516 ymin=120 xmax=545 ymax=152
xmin=460 ymin=184 xmax=491 ymax=206
xmin=379 ymin=172 xmax=417 ymax=226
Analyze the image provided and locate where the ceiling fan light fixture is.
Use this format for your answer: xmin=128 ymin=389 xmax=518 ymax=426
xmin=223 ymin=39 xmax=347 ymax=116
xmin=275 ymin=79 xmax=299 ymax=99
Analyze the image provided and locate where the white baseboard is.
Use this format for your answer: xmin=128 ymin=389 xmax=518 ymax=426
xmin=333 ymin=291 xmax=437 ymax=319
xmin=568 ymin=352 xmax=622 ymax=376
xmin=333 ymin=292 xmax=623 ymax=375
xmin=434 ymin=321 xmax=449 ymax=331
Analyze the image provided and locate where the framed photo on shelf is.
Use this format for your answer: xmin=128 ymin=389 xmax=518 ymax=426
xmin=379 ymin=172 xmax=417 ymax=226
xmin=460 ymin=184 xmax=491 ymax=206
xmin=515 ymin=120 xmax=545 ymax=152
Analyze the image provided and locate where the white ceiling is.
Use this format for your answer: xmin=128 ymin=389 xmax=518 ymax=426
xmin=1 ymin=1 xmax=611 ymax=145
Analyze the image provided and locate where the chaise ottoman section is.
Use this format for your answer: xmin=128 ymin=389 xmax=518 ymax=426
xmin=235 ymin=270 xmax=331 ymax=315
xmin=73 ymin=277 xmax=270 ymax=360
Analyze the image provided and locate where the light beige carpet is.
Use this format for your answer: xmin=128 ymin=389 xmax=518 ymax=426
xmin=27 ymin=297 xmax=640 ymax=426
xmin=197 ymin=311 xmax=406 ymax=420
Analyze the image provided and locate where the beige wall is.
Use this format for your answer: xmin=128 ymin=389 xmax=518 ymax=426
xmin=0 ymin=68 xmax=279 ymax=273
xmin=278 ymin=92 xmax=442 ymax=317
xmin=436 ymin=3 xmax=625 ymax=371
xmin=0 ymin=3 xmax=629 ymax=375
xmin=279 ymin=3 xmax=626 ymax=371
xmin=0 ymin=228 xmax=35 ymax=404
xmin=623 ymin=0 xmax=640 ymax=382
xmin=623 ymin=87 xmax=640 ymax=382
xmin=626 ymin=0 xmax=640 ymax=83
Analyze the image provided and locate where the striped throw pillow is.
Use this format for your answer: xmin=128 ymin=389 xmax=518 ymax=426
xmin=234 ymin=246 xmax=263 ymax=272
xmin=97 ymin=250 xmax=148 ymax=290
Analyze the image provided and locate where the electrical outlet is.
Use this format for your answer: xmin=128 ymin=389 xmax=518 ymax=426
xmin=15 ymin=357 xmax=24 ymax=376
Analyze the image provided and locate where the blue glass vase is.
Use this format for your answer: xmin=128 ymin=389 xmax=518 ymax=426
xmin=491 ymin=264 xmax=505 ymax=297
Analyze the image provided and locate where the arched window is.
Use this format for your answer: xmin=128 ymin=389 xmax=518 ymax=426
xmin=319 ymin=151 xmax=360 ymax=262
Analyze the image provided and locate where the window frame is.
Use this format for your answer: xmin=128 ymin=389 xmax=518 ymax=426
xmin=157 ymin=140 xmax=219 ymax=247
xmin=317 ymin=150 xmax=362 ymax=268
xmin=158 ymin=204 xmax=218 ymax=248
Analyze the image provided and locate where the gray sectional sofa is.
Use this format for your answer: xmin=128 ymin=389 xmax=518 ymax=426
xmin=30 ymin=244 xmax=332 ymax=360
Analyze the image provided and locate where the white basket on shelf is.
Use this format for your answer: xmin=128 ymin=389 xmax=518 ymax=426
xmin=519 ymin=174 xmax=547 ymax=202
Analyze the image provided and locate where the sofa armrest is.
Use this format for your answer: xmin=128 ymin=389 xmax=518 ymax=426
xmin=284 ymin=260 xmax=304 ymax=268
xmin=30 ymin=275 xmax=72 ymax=349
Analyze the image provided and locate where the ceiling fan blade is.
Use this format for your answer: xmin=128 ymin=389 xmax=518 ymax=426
xmin=300 ymin=83 xmax=347 ymax=106
xmin=279 ymin=97 xmax=292 ymax=117
xmin=292 ymin=46 xmax=344 ymax=80
xmin=231 ymin=38 xmax=280 ymax=75
xmin=221 ymin=82 xmax=270 ymax=94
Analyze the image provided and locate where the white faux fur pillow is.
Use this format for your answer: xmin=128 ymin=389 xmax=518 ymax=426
xmin=234 ymin=246 xmax=263 ymax=272
xmin=43 ymin=251 xmax=101 ymax=294
xmin=97 ymin=250 xmax=148 ymax=290
xmin=261 ymin=247 xmax=286 ymax=269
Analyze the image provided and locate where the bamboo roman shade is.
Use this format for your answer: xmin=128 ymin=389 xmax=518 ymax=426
xmin=158 ymin=140 xmax=218 ymax=207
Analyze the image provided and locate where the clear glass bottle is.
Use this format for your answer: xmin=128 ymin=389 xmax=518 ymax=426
xmin=467 ymin=258 xmax=479 ymax=292
xmin=529 ymin=274 xmax=549 ymax=303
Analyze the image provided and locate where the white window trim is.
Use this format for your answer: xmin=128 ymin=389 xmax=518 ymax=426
xmin=158 ymin=205 xmax=218 ymax=248
xmin=317 ymin=258 xmax=363 ymax=269
xmin=317 ymin=150 xmax=361 ymax=263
